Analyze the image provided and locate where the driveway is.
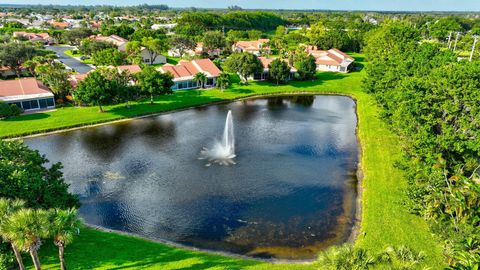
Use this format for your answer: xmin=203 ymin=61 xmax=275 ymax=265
xmin=46 ymin=45 xmax=94 ymax=74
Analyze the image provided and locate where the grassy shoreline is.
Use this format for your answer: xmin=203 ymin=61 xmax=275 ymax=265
xmin=4 ymin=54 xmax=446 ymax=269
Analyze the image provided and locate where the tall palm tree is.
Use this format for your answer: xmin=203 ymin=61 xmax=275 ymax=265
xmin=2 ymin=208 xmax=49 ymax=270
xmin=193 ymin=72 xmax=207 ymax=89
xmin=216 ymin=72 xmax=230 ymax=92
xmin=0 ymin=198 xmax=26 ymax=270
xmin=48 ymin=208 xmax=82 ymax=270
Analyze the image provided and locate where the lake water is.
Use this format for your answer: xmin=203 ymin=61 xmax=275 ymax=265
xmin=25 ymin=95 xmax=359 ymax=260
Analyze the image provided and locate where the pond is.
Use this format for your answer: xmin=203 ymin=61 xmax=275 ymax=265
xmin=25 ymin=95 xmax=359 ymax=260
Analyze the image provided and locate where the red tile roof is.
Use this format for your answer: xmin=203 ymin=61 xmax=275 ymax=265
xmin=234 ymin=39 xmax=270 ymax=52
xmin=306 ymin=47 xmax=354 ymax=66
xmin=117 ymin=65 xmax=142 ymax=74
xmin=0 ymin=78 xmax=53 ymax=99
xmin=157 ymin=59 xmax=220 ymax=80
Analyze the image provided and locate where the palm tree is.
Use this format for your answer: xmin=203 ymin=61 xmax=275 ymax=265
xmin=216 ymin=72 xmax=230 ymax=92
xmin=318 ymin=244 xmax=375 ymax=270
xmin=48 ymin=208 xmax=82 ymax=270
xmin=0 ymin=198 xmax=26 ymax=270
xmin=375 ymin=246 xmax=425 ymax=269
xmin=193 ymin=72 xmax=207 ymax=89
xmin=3 ymin=208 xmax=49 ymax=270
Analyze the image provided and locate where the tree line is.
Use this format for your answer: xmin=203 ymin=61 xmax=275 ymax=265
xmin=0 ymin=140 xmax=80 ymax=269
xmin=363 ymin=20 xmax=480 ymax=269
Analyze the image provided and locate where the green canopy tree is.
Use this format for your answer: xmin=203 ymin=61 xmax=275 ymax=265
xmin=136 ymin=65 xmax=174 ymax=104
xmin=169 ymin=36 xmax=196 ymax=57
xmin=74 ymin=69 xmax=118 ymax=112
xmin=141 ymin=37 xmax=168 ymax=65
xmin=92 ymin=48 xmax=128 ymax=67
xmin=202 ymin=31 xmax=226 ymax=55
xmin=0 ymin=140 xmax=79 ymax=209
xmin=35 ymin=62 xmax=72 ymax=98
xmin=0 ymin=42 xmax=38 ymax=77
xmin=268 ymin=59 xmax=291 ymax=85
xmin=294 ymin=52 xmax=317 ymax=80
xmin=224 ymin=52 xmax=263 ymax=84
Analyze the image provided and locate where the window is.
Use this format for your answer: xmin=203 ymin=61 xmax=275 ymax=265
xmin=46 ymin=98 xmax=54 ymax=107
xmin=144 ymin=59 xmax=150 ymax=63
xmin=39 ymin=99 xmax=47 ymax=108
xmin=22 ymin=101 xmax=31 ymax=110
xmin=30 ymin=100 xmax=39 ymax=109
xmin=207 ymin=78 xmax=213 ymax=86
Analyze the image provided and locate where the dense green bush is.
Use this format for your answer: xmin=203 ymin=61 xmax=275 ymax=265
xmin=0 ymin=102 xmax=22 ymax=118
xmin=363 ymin=20 xmax=480 ymax=268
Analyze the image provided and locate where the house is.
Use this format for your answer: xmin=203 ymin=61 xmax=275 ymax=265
xmin=232 ymin=39 xmax=270 ymax=56
xmin=139 ymin=47 xmax=166 ymax=65
xmin=89 ymin=35 xmax=166 ymax=65
xmin=50 ymin=21 xmax=71 ymax=29
xmin=195 ymin=42 xmax=222 ymax=57
xmin=13 ymin=31 xmax=55 ymax=45
xmin=69 ymin=65 xmax=142 ymax=88
xmin=89 ymin=34 xmax=129 ymax=52
xmin=157 ymin=59 xmax=221 ymax=90
xmin=68 ymin=73 xmax=89 ymax=88
xmin=251 ymin=57 xmax=296 ymax=81
xmin=117 ymin=64 xmax=142 ymax=75
xmin=306 ymin=47 xmax=354 ymax=73
xmin=0 ymin=78 xmax=55 ymax=112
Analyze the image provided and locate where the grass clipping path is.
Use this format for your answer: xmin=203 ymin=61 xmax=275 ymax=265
xmin=6 ymin=54 xmax=445 ymax=269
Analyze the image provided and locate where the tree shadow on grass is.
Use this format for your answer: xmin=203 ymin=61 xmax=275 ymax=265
xmin=2 ymin=112 xmax=50 ymax=122
xmin=107 ymin=90 xmax=229 ymax=119
xmin=35 ymin=228 xmax=265 ymax=270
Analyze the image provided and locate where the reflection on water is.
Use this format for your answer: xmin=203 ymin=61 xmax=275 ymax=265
xmin=25 ymin=95 xmax=358 ymax=260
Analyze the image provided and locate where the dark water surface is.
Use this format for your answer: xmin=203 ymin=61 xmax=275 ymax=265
xmin=25 ymin=95 xmax=359 ymax=260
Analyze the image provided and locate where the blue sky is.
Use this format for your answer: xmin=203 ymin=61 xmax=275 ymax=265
xmin=0 ymin=0 xmax=479 ymax=11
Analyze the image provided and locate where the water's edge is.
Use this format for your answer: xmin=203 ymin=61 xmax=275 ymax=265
xmin=20 ymin=93 xmax=364 ymax=263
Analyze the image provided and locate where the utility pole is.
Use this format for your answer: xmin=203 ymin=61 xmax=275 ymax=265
xmin=447 ymin=31 xmax=453 ymax=49
xmin=453 ymin=32 xmax=460 ymax=51
xmin=470 ymin=35 xmax=479 ymax=62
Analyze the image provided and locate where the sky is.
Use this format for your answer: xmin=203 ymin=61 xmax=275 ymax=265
xmin=0 ymin=0 xmax=479 ymax=12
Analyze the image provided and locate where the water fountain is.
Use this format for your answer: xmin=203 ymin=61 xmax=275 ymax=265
xmin=199 ymin=110 xmax=236 ymax=166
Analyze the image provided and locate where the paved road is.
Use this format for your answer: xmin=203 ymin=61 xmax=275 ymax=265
xmin=46 ymin=45 xmax=93 ymax=74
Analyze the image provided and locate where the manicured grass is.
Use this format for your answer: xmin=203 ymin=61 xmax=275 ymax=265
xmin=32 ymin=228 xmax=316 ymax=270
xmin=5 ymin=54 xmax=446 ymax=269
xmin=63 ymin=49 xmax=94 ymax=64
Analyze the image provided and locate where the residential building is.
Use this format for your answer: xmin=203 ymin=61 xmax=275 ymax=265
xmin=117 ymin=64 xmax=142 ymax=75
xmin=68 ymin=73 xmax=89 ymax=88
xmin=157 ymin=59 xmax=221 ymax=90
xmin=50 ymin=21 xmax=71 ymax=29
xmin=232 ymin=39 xmax=270 ymax=56
xmin=89 ymin=35 xmax=166 ymax=65
xmin=89 ymin=34 xmax=129 ymax=52
xmin=251 ymin=57 xmax=296 ymax=81
xmin=0 ymin=78 xmax=55 ymax=112
xmin=13 ymin=31 xmax=55 ymax=45
xmin=139 ymin=47 xmax=167 ymax=65
xmin=195 ymin=42 xmax=222 ymax=57
xmin=306 ymin=47 xmax=354 ymax=73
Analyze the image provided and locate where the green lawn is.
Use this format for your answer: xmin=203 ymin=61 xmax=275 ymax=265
xmin=3 ymin=54 xmax=446 ymax=269
xmin=63 ymin=49 xmax=94 ymax=65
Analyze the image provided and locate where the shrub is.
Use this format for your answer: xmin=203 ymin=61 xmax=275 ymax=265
xmin=0 ymin=101 xmax=22 ymax=118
